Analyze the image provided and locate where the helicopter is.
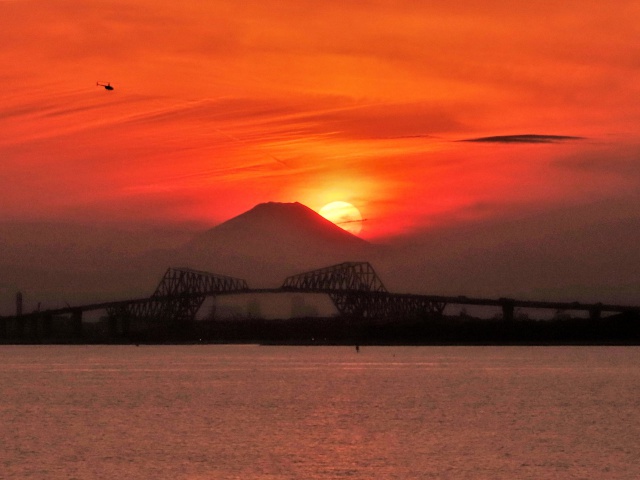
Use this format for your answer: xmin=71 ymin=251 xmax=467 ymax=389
xmin=97 ymin=82 xmax=114 ymax=91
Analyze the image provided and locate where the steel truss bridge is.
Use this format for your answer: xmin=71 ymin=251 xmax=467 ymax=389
xmin=105 ymin=268 xmax=249 ymax=324
xmin=1 ymin=262 xmax=638 ymax=338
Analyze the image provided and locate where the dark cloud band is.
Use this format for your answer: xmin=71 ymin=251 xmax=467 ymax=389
xmin=461 ymin=134 xmax=584 ymax=144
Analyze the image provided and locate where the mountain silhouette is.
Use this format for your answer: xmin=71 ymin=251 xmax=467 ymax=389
xmin=173 ymin=202 xmax=372 ymax=286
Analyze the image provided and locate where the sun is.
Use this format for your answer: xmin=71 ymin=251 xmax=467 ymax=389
xmin=319 ymin=201 xmax=363 ymax=235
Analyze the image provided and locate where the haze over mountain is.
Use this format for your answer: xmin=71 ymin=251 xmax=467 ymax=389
xmin=0 ymin=223 xmax=196 ymax=315
xmin=376 ymin=201 xmax=640 ymax=304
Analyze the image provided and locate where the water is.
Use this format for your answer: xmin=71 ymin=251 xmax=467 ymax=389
xmin=0 ymin=345 xmax=638 ymax=479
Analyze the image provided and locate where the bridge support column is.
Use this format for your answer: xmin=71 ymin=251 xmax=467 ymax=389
xmin=501 ymin=300 xmax=515 ymax=322
xmin=0 ymin=317 xmax=6 ymax=339
xmin=108 ymin=311 xmax=130 ymax=339
xmin=589 ymin=305 xmax=602 ymax=321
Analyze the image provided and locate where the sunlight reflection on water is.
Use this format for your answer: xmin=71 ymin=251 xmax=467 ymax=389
xmin=0 ymin=345 xmax=638 ymax=479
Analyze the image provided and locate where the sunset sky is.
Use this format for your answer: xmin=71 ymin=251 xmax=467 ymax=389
xmin=2 ymin=0 xmax=639 ymax=240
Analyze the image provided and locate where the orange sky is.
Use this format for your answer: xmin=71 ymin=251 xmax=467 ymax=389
xmin=2 ymin=0 xmax=639 ymax=239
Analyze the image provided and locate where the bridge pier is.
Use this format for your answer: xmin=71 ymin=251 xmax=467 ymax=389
xmin=501 ymin=300 xmax=515 ymax=322
xmin=589 ymin=305 xmax=602 ymax=321
xmin=0 ymin=317 xmax=6 ymax=339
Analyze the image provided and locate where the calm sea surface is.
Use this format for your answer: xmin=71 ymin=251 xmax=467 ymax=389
xmin=0 ymin=345 xmax=638 ymax=479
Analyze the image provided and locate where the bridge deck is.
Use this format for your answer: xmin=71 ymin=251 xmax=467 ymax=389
xmin=3 ymin=288 xmax=638 ymax=320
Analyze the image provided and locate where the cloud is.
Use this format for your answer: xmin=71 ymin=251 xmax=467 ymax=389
xmin=110 ymin=94 xmax=462 ymax=147
xmin=460 ymin=134 xmax=585 ymax=144
xmin=298 ymin=102 xmax=465 ymax=140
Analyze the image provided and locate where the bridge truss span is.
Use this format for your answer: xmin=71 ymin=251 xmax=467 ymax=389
xmin=282 ymin=262 xmax=387 ymax=293
xmin=5 ymin=261 xmax=639 ymax=342
xmin=281 ymin=262 xmax=446 ymax=318
xmin=107 ymin=268 xmax=249 ymax=324
xmin=152 ymin=267 xmax=249 ymax=297
xmin=331 ymin=291 xmax=448 ymax=319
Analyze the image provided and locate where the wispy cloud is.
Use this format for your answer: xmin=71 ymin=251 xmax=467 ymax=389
xmin=460 ymin=134 xmax=585 ymax=144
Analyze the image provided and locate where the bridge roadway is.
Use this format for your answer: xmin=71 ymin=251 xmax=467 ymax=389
xmin=3 ymin=288 xmax=639 ymax=322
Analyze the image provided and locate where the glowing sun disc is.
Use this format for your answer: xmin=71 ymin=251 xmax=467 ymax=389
xmin=319 ymin=201 xmax=363 ymax=235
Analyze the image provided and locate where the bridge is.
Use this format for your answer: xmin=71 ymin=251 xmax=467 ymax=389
xmin=1 ymin=261 xmax=638 ymax=340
